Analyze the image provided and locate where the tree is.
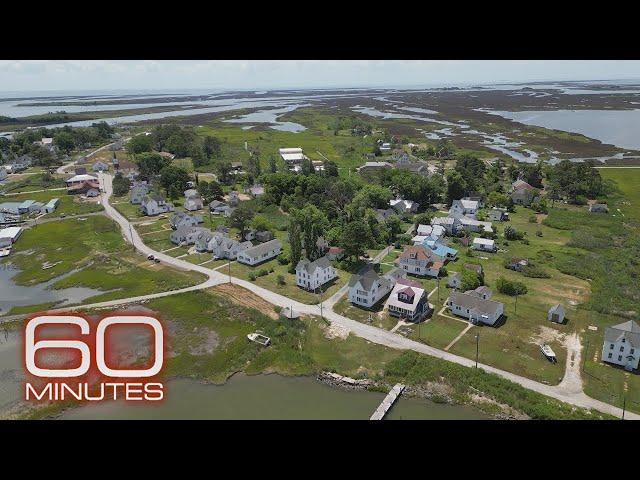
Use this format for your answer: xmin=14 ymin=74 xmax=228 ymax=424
xmin=291 ymin=205 xmax=328 ymax=261
xmin=445 ymin=170 xmax=467 ymax=205
xmin=496 ymin=276 xmax=528 ymax=296
xmin=112 ymin=172 xmax=130 ymax=196
xmin=213 ymin=159 xmax=233 ymax=184
xmin=197 ymin=180 xmax=224 ymax=203
xmin=324 ymin=160 xmax=339 ymax=177
xmin=126 ymin=134 xmax=153 ymax=155
xmin=268 ymin=154 xmax=277 ymax=174
xmin=413 ymin=211 xmax=434 ymax=229
xmin=287 ymin=219 xmax=303 ymax=273
xmin=203 ymin=136 xmax=222 ymax=158
xmin=53 ymin=131 xmax=75 ymax=153
xmin=504 ymin=225 xmax=523 ymax=241
xmin=454 ymin=154 xmax=486 ymax=193
xmin=250 ymin=214 xmax=274 ymax=233
xmin=159 ymin=165 xmax=190 ymax=199
xmin=229 ymin=203 xmax=255 ymax=241
xmin=136 ymin=152 xmax=170 ymax=180
xmin=340 ymin=220 xmax=372 ymax=261
xmin=460 ymin=269 xmax=482 ymax=291
xmin=247 ymin=153 xmax=262 ymax=180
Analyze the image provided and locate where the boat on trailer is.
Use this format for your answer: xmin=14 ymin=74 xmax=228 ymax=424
xmin=540 ymin=344 xmax=557 ymax=363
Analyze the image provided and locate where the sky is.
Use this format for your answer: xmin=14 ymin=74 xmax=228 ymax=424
xmin=1 ymin=60 xmax=640 ymax=93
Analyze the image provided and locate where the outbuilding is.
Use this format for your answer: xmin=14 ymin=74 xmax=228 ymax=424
xmin=547 ymin=304 xmax=565 ymax=324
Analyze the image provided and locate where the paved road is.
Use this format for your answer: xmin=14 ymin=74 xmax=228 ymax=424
xmin=6 ymin=171 xmax=635 ymax=419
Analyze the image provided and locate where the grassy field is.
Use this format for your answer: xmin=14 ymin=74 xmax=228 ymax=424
xmin=1 ymin=215 xmax=206 ymax=313
xmin=600 ymin=168 xmax=640 ymax=223
xmin=0 ymin=189 xmax=103 ymax=218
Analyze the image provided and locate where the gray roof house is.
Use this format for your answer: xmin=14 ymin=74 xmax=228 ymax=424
xmin=295 ymin=256 xmax=336 ymax=291
xmin=170 ymin=226 xmax=211 ymax=245
xmin=237 ymin=239 xmax=282 ymax=266
xmin=548 ymin=304 xmax=565 ymax=324
xmin=129 ymin=183 xmax=149 ymax=204
xmin=184 ymin=193 xmax=204 ymax=211
xmin=170 ymin=212 xmax=203 ymax=230
xmin=348 ymin=265 xmax=406 ymax=308
xmin=448 ymin=289 xmax=504 ymax=326
xmin=140 ymin=195 xmax=174 ymax=216
xmin=255 ymin=230 xmax=274 ymax=243
xmin=602 ymin=320 xmax=640 ymax=371
xmin=208 ymin=235 xmax=253 ymax=260
xmin=92 ymin=161 xmax=109 ymax=172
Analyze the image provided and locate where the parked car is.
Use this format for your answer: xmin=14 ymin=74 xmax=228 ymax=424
xmin=147 ymin=254 xmax=155 ymax=260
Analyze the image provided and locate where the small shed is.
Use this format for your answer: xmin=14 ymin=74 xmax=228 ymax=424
xmin=548 ymin=304 xmax=565 ymax=324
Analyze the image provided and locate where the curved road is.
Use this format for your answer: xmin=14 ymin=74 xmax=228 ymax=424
xmin=9 ymin=170 xmax=635 ymax=419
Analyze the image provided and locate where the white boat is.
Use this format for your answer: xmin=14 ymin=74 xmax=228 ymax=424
xmin=540 ymin=344 xmax=557 ymax=363
xmin=247 ymin=333 xmax=271 ymax=346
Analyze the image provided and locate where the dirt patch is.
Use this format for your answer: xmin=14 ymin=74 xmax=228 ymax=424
xmin=536 ymin=213 xmax=547 ymax=224
xmin=470 ymin=393 xmax=530 ymax=420
xmin=187 ymin=328 xmax=220 ymax=355
xmin=529 ymin=325 xmax=566 ymax=346
xmin=210 ymin=283 xmax=279 ymax=319
xmin=323 ymin=323 xmax=350 ymax=340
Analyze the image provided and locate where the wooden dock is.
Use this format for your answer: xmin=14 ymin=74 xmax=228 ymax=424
xmin=370 ymin=383 xmax=405 ymax=420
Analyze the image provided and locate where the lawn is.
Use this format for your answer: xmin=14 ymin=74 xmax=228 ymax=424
xmin=600 ymin=167 xmax=640 ymax=223
xmin=412 ymin=316 xmax=470 ymax=350
xmin=230 ymin=256 xmax=348 ymax=304
xmin=333 ymin=293 xmax=397 ymax=330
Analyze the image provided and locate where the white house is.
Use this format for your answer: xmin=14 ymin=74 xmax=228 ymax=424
xmin=390 ymin=198 xmax=419 ymax=214
xmin=92 ymin=161 xmax=109 ymax=172
xmin=449 ymin=199 xmax=479 ymax=217
xmin=589 ymin=203 xmax=609 ymax=213
xmin=348 ymin=265 xmax=405 ymax=308
xmin=547 ymin=304 xmax=565 ymax=324
xmin=431 ymin=216 xmax=457 ymax=235
xmin=602 ymin=320 xmax=640 ymax=371
xmin=237 ymin=239 xmax=282 ymax=265
xmin=416 ymin=224 xmax=445 ymax=239
xmin=140 ymin=195 xmax=174 ymax=216
xmin=170 ymin=212 xmax=203 ymax=230
xmin=0 ymin=167 xmax=7 ymax=181
xmin=472 ymin=237 xmax=496 ymax=252
xmin=448 ymin=288 xmax=504 ymax=326
xmin=295 ymin=256 xmax=336 ymax=291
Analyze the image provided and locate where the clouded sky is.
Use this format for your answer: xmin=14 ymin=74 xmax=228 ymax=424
xmin=1 ymin=60 xmax=640 ymax=92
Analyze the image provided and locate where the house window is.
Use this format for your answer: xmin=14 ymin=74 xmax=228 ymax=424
xmin=610 ymin=344 xmax=614 ymax=350
xmin=631 ymin=348 xmax=635 ymax=355
xmin=620 ymin=346 xmax=625 ymax=352
xmin=618 ymin=355 xmax=622 ymax=362
xmin=622 ymin=338 xmax=626 ymax=343
xmin=608 ymin=353 xmax=612 ymax=359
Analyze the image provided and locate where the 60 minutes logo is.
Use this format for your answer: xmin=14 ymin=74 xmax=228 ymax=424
xmin=23 ymin=314 xmax=165 ymax=403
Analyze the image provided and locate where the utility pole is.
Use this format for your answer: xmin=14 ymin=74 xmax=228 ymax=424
xmin=622 ymin=395 xmax=626 ymax=420
xmin=475 ymin=333 xmax=480 ymax=368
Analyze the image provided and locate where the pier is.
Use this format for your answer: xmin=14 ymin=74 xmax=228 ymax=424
xmin=370 ymin=383 xmax=405 ymax=420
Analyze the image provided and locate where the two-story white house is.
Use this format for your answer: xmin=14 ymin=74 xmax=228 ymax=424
xmin=140 ymin=195 xmax=174 ymax=216
xmin=449 ymin=198 xmax=479 ymax=217
xmin=348 ymin=265 xmax=405 ymax=308
xmin=295 ymin=256 xmax=336 ymax=291
xmin=602 ymin=320 xmax=640 ymax=371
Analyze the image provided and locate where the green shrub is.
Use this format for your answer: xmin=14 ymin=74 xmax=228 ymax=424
xmin=522 ymin=264 xmax=551 ymax=278
xmin=528 ymin=215 xmax=537 ymax=223
xmin=496 ymin=276 xmax=528 ymax=296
